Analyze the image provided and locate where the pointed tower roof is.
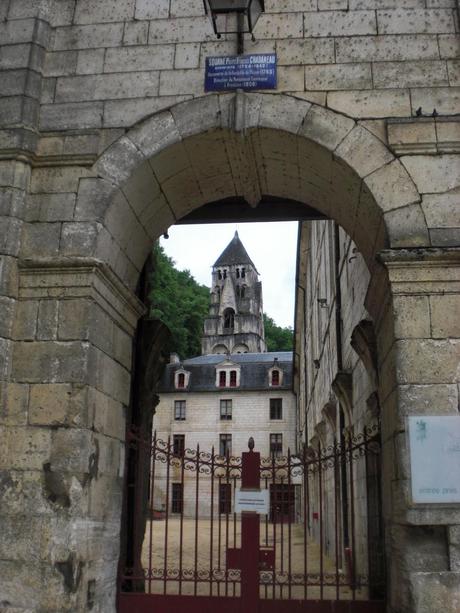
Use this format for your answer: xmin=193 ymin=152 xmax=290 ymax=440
xmin=213 ymin=231 xmax=258 ymax=271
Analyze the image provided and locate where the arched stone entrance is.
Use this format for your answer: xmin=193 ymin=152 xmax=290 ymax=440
xmin=4 ymin=94 xmax=459 ymax=611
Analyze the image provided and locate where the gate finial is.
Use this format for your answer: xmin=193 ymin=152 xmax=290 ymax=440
xmin=248 ymin=437 xmax=255 ymax=451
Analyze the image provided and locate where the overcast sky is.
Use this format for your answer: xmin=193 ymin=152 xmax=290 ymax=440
xmin=160 ymin=221 xmax=299 ymax=328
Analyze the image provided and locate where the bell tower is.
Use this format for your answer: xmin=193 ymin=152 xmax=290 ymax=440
xmin=201 ymin=231 xmax=267 ymax=355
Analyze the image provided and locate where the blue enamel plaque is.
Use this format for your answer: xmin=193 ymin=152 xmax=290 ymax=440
xmin=205 ymin=53 xmax=277 ymax=92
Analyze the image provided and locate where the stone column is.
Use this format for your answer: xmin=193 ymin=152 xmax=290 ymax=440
xmin=369 ymin=248 xmax=460 ymax=613
xmin=1 ymin=258 xmax=144 ymax=612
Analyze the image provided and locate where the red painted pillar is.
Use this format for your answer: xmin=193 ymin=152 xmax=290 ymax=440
xmin=241 ymin=445 xmax=260 ymax=613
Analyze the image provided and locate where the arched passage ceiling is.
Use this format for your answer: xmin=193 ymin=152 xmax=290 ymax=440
xmin=82 ymin=94 xmax=426 ymax=289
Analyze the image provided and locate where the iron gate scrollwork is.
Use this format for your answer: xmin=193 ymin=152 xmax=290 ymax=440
xmin=118 ymin=425 xmax=385 ymax=612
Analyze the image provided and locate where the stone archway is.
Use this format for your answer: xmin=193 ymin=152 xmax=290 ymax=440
xmin=6 ymin=93 xmax=459 ymax=612
xmin=74 ymin=92 xmax=427 ymax=292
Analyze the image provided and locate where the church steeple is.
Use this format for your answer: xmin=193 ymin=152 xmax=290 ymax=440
xmin=201 ymin=232 xmax=266 ymax=355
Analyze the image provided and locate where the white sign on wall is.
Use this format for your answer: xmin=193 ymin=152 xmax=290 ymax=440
xmin=408 ymin=415 xmax=460 ymax=504
xmin=235 ymin=488 xmax=269 ymax=514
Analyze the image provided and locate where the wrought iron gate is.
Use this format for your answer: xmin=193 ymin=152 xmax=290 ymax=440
xmin=118 ymin=426 xmax=385 ymax=612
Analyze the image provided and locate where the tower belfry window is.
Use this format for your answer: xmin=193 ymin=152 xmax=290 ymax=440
xmin=224 ymin=308 xmax=235 ymax=330
xmin=241 ymin=267 xmax=246 ymax=278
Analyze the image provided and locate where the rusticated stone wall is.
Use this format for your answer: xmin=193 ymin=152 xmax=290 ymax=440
xmin=0 ymin=1 xmax=459 ymax=611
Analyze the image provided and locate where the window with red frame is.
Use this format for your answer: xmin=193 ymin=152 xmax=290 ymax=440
xmin=271 ymin=370 xmax=280 ymax=386
xmin=177 ymin=373 xmax=185 ymax=388
xmin=219 ymin=371 xmax=226 ymax=387
xmin=229 ymin=370 xmax=237 ymax=387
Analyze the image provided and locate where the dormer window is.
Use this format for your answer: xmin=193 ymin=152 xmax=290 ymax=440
xmin=268 ymin=365 xmax=283 ymax=387
xmin=216 ymin=361 xmax=241 ymax=388
xmin=174 ymin=368 xmax=190 ymax=390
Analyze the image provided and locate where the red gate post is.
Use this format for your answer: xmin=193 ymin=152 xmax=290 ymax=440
xmin=240 ymin=440 xmax=261 ymax=612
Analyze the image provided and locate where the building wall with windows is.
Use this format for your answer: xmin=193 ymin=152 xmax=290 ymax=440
xmin=153 ymin=352 xmax=296 ymax=517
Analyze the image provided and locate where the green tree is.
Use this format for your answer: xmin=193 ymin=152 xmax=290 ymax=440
xmin=263 ymin=314 xmax=293 ymax=352
xmin=148 ymin=244 xmax=210 ymax=359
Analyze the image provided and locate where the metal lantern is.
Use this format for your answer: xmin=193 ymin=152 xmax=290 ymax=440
xmin=203 ymin=0 xmax=265 ymax=37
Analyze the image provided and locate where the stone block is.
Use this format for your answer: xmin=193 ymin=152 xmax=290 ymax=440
xmin=259 ymin=93 xmax=311 ymax=133
xmin=91 ymin=346 xmax=131 ymax=405
xmin=0 ymin=382 xmax=28 ymax=426
xmin=430 ymin=294 xmax=460 ymax=338
xmin=0 ymin=43 xmax=40 ymax=70
xmin=50 ymin=427 xmax=97 ymax=474
xmin=0 ymin=18 xmax=36 ymax=45
xmin=0 ymin=217 xmax=22 ymax=257
xmin=252 ymin=12 xmax=303 ymax=39
xmin=44 ymin=51 xmax=77 ymax=77
xmin=336 ymin=34 xmax=440 ymax=63
xmin=175 ymin=43 xmax=200 ymax=69
xmin=430 ymin=228 xmax=460 ymax=247
xmin=410 ymin=86 xmax=460 ymax=116
xmin=55 ymin=71 xmax=160 ymax=103
xmin=103 ymin=94 xmax=191 ymax=128
xmin=0 ymin=255 xmax=19 ymax=299
xmin=95 ymin=135 xmax=145 ymax=185
xmin=395 ymin=338 xmax=460 ymax=384
xmin=123 ymin=20 xmax=149 ymax=45
xmin=74 ymin=0 xmax=135 ymax=24
xmin=12 ymin=340 xmax=91 ymax=384
xmin=149 ymin=16 xmax=214 ymax=44
xmin=438 ymin=34 xmax=460 ymax=59
xmin=54 ymin=23 xmax=124 ymax=50
xmin=0 ymin=295 xmax=14 ymax=338
xmin=387 ymin=120 xmax=437 ymax=151
xmin=399 ymin=384 xmax=458 ymax=417
xmin=377 ymin=9 xmax=455 ymax=34
xmin=305 ymin=10 xmax=377 ymax=37
xmin=57 ymin=298 xmax=91 ymax=342
xmin=104 ymin=45 xmax=175 ymax=73
xmin=0 ymin=560 xmax=43 ymax=608
xmin=0 ymin=426 xmax=51 ymax=470
xmin=275 ymin=65 xmax=305 ymax=91
xmin=392 ymin=295 xmax=430 ymax=339
xmin=171 ymin=0 xmax=205 ymax=17
xmin=374 ymin=60 xmax=449 ymax=88
xmin=328 ymin=89 xmax=411 ymax=118
xmin=336 ymin=124 xmax=394 ymax=178
xmin=60 ymin=222 xmax=100 ymax=256
xmin=409 ymin=572 xmax=460 ymax=613
xmin=75 ymin=178 xmax=116 ymax=223
xmin=27 ymin=193 xmax=76 ymax=222
xmin=30 ymin=166 xmax=92 ymax=194
xmin=0 ymin=95 xmax=39 ymax=128
xmin=365 ymin=159 xmax=420 ymax=213
xmin=20 ymin=222 xmax=61 ymax=257
xmin=305 ymin=62 xmax=372 ymax=90
xmin=36 ymin=300 xmax=58 ymax=340
xmin=276 ymin=38 xmax=335 ymax=65
xmin=76 ymin=48 xmax=105 ymax=75
xmin=128 ymin=110 xmax=181 ymax=158
xmin=159 ymin=68 xmax=203 ymax=95
xmin=299 ymin=104 xmax=355 ymax=153
xmin=401 ymin=154 xmax=460 ymax=194
xmin=0 ymin=188 xmax=26 ymax=218
xmin=136 ymin=0 xmax=169 ymax=19
xmin=90 ymin=388 xmax=125 ymax=440
xmin=384 ymin=203 xmax=430 ymax=247
xmin=29 ymin=383 xmax=88 ymax=427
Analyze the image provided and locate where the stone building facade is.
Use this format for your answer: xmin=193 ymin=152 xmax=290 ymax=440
xmin=0 ymin=1 xmax=459 ymax=611
xmin=153 ymin=351 xmax=296 ymax=517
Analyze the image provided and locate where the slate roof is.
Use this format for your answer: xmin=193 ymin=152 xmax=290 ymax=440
xmin=213 ymin=231 xmax=258 ymax=272
xmin=159 ymin=351 xmax=293 ymax=393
